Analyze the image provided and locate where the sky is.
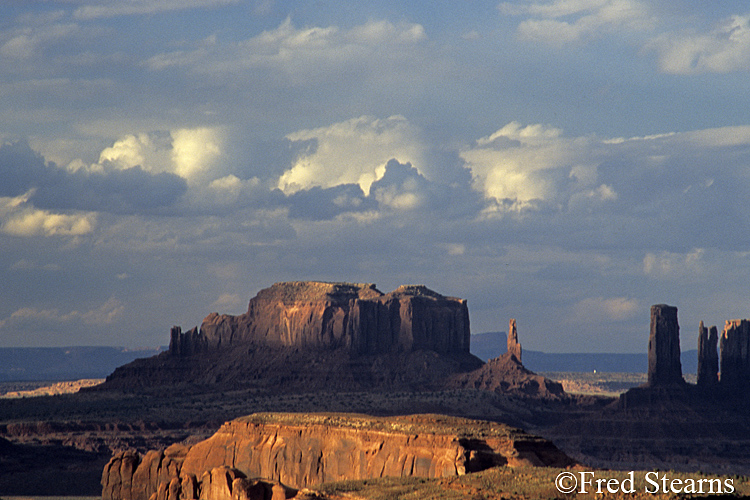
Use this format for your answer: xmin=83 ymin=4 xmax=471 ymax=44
xmin=2 ymin=0 xmax=750 ymax=353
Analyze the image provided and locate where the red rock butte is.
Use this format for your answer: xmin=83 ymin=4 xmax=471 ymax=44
xmin=170 ymin=281 xmax=471 ymax=357
xmin=94 ymin=280 xmax=565 ymax=396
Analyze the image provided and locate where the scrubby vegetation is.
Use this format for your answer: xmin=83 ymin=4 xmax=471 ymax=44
xmin=315 ymin=467 xmax=750 ymax=500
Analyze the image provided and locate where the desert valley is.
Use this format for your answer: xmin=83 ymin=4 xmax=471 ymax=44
xmin=2 ymin=281 xmax=750 ymax=499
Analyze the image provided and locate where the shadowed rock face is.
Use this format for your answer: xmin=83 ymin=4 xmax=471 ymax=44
xmin=697 ymin=321 xmax=719 ymax=387
xmin=101 ymin=413 xmax=575 ymax=500
xmin=647 ymin=304 xmax=684 ymax=387
xmin=720 ymin=319 xmax=750 ymax=388
xmin=170 ymin=282 xmax=470 ymax=357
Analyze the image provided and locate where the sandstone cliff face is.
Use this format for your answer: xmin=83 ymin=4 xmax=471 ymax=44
xmin=647 ymin=304 xmax=684 ymax=386
xmin=720 ymin=319 xmax=750 ymax=388
xmin=102 ymin=413 xmax=574 ymax=500
xmin=102 ymin=447 xmax=291 ymax=500
xmin=170 ymin=282 xmax=470 ymax=357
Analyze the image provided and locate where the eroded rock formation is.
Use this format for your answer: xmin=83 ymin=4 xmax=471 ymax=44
xmin=647 ymin=304 xmax=684 ymax=386
xmin=170 ymin=282 xmax=470 ymax=356
xmin=720 ymin=319 xmax=750 ymax=388
xmin=95 ymin=281 xmax=570 ymax=398
xmin=507 ymin=318 xmax=522 ymax=362
xmin=697 ymin=321 xmax=719 ymax=387
xmin=448 ymin=352 xmax=565 ymax=398
xmin=101 ymin=413 xmax=574 ymax=500
xmin=102 ymin=447 xmax=292 ymax=500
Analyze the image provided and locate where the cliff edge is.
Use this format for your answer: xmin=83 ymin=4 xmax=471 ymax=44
xmin=101 ymin=412 xmax=575 ymax=500
xmin=171 ymin=281 xmax=470 ymax=356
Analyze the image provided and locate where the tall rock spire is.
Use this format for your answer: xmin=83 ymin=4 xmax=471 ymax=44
xmin=647 ymin=304 xmax=684 ymax=386
xmin=697 ymin=321 xmax=719 ymax=386
xmin=507 ymin=318 xmax=522 ymax=362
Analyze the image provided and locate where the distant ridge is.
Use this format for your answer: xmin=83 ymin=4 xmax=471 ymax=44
xmin=470 ymin=331 xmax=698 ymax=374
xmin=0 ymin=332 xmax=698 ymax=382
xmin=0 ymin=346 xmax=163 ymax=381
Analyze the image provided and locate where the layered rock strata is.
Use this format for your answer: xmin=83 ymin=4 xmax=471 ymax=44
xmin=102 ymin=413 xmax=575 ymax=500
xmin=647 ymin=304 xmax=684 ymax=386
xmin=170 ymin=282 xmax=470 ymax=356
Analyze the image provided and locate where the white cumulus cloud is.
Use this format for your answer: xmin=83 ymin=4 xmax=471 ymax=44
xmin=278 ymin=115 xmax=426 ymax=195
xmin=0 ymin=191 xmax=96 ymax=237
xmin=461 ymin=121 xmax=599 ymax=210
xmin=95 ymin=127 xmax=225 ymax=184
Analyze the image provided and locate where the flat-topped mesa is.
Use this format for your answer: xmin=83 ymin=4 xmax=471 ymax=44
xmin=101 ymin=412 xmax=575 ymax=500
xmin=169 ymin=281 xmax=470 ymax=357
xmin=647 ymin=304 xmax=684 ymax=387
xmin=720 ymin=319 xmax=750 ymax=388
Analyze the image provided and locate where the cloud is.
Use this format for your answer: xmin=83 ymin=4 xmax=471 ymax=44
xmin=643 ymin=248 xmax=705 ymax=278
xmin=171 ymin=127 xmax=224 ymax=182
xmin=648 ymin=14 xmax=750 ymax=74
xmin=0 ymin=191 xmax=96 ymax=237
xmin=502 ymin=2 xmax=750 ymax=75
xmin=96 ymin=127 xmax=225 ymax=184
xmin=278 ymin=115 xmax=426 ymax=196
xmin=39 ymin=167 xmax=188 ymax=214
xmin=0 ymin=140 xmax=188 ymax=215
xmin=145 ymin=17 xmax=428 ymax=84
xmin=96 ymin=132 xmax=173 ymax=174
xmin=500 ymin=0 xmax=654 ymax=45
xmin=0 ymin=22 xmax=82 ymax=61
xmin=461 ymin=122 xmax=602 ymax=211
xmin=73 ymin=0 xmax=240 ymax=19
xmin=282 ymin=157 xmax=483 ymax=221
xmin=571 ymin=296 xmax=640 ymax=322
xmin=286 ymin=184 xmax=374 ymax=221
xmin=370 ymin=160 xmax=430 ymax=211
xmin=210 ymin=293 xmax=245 ymax=313
xmin=0 ymin=297 xmax=124 ymax=328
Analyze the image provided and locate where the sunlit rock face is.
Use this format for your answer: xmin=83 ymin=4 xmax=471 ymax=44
xmin=97 ymin=281 xmax=485 ymax=392
xmin=101 ymin=413 xmax=576 ymax=500
xmin=170 ymin=281 xmax=471 ymax=357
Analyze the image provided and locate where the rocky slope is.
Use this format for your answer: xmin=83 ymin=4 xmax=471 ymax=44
xmin=101 ymin=412 xmax=575 ymax=500
xmin=448 ymin=352 xmax=565 ymax=398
